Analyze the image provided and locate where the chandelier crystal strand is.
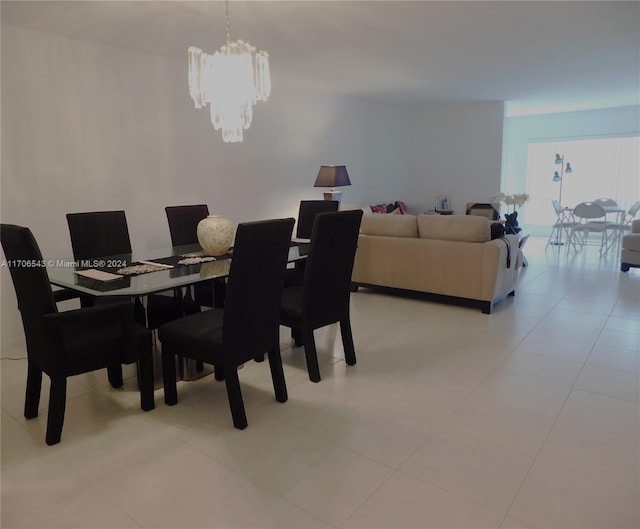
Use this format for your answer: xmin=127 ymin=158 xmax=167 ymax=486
xmin=187 ymin=1 xmax=271 ymax=142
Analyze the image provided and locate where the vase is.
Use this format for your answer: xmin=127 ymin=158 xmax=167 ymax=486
xmin=197 ymin=215 xmax=234 ymax=256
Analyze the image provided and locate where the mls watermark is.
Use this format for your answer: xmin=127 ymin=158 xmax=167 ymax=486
xmin=1 ymin=259 xmax=126 ymax=269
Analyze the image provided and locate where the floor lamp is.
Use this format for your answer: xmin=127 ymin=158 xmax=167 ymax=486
xmin=551 ymin=153 xmax=573 ymax=245
xmin=552 ymin=153 xmax=573 ymax=205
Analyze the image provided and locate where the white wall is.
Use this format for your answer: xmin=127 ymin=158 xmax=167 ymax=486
xmin=0 ymin=25 xmax=412 ymax=345
xmin=409 ymin=101 xmax=505 ymax=213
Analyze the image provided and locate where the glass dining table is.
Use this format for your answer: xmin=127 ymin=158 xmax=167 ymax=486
xmin=46 ymin=242 xmax=309 ymax=383
xmin=46 ymin=243 xmax=308 ymax=298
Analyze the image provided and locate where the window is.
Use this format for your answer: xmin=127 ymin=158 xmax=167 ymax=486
xmin=523 ymin=136 xmax=639 ymax=230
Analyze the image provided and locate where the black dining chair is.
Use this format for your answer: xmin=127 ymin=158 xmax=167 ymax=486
xmin=158 ymin=217 xmax=295 ymax=429
xmin=66 ymin=210 xmax=181 ymax=324
xmin=296 ymin=200 xmax=340 ymax=240
xmin=66 ymin=210 xmax=132 ymax=262
xmin=165 ymin=204 xmax=218 ymax=309
xmin=285 ymin=200 xmax=340 ymax=288
xmin=165 ymin=204 xmax=209 ymax=247
xmin=280 ymin=209 xmax=363 ymax=382
xmin=0 ymin=224 xmax=155 ymax=445
xmin=66 ymin=211 xmax=180 ymax=386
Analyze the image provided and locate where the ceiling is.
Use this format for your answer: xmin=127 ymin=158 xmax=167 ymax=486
xmin=2 ymin=1 xmax=639 ymax=116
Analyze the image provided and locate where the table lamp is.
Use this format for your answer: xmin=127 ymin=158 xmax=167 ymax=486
xmin=314 ymin=165 xmax=351 ymax=203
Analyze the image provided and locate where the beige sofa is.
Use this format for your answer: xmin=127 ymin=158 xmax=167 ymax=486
xmin=352 ymin=214 xmax=519 ymax=313
xmin=621 ymin=219 xmax=640 ymax=272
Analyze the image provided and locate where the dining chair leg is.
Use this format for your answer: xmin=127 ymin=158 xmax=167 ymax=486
xmin=138 ymin=348 xmax=155 ymax=411
xmin=224 ymin=369 xmax=248 ymax=429
xmin=161 ymin=346 xmax=178 ymax=406
xmin=267 ymin=347 xmax=288 ymax=403
xmin=214 ymin=366 xmax=225 ymax=381
xmin=107 ymin=366 xmax=124 ymax=388
xmin=46 ymin=377 xmax=67 ymax=446
xmin=24 ymin=361 xmax=42 ymax=419
xmin=291 ymin=327 xmax=304 ymax=347
xmin=340 ymin=318 xmax=357 ymax=366
xmin=302 ymin=328 xmax=321 ymax=383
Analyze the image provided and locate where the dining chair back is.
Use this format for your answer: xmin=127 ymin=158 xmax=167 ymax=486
xmin=165 ymin=204 xmax=209 ymax=246
xmin=296 ymin=200 xmax=339 ymax=239
xmin=573 ymin=201 xmax=607 ymax=221
xmin=158 ymin=217 xmax=295 ymax=429
xmin=594 ymin=198 xmax=618 ymax=208
xmin=465 ymin=202 xmax=500 ymax=221
xmin=280 ymin=209 xmax=364 ymax=382
xmin=223 ymin=219 xmax=296 ymax=357
xmin=569 ymin=201 xmax=609 ymax=253
xmin=66 ymin=210 xmax=131 ymax=260
xmin=67 ymin=210 xmax=180 ymax=332
xmin=165 ymin=204 xmax=215 ymax=309
xmin=627 ymin=200 xmax=640 ymax=219
xmin=1 ymin=224 xmax=154 ymax=444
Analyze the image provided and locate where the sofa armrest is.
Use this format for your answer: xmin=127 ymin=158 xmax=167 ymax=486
xmin=481 ymin=235 xmax=519 ymax=300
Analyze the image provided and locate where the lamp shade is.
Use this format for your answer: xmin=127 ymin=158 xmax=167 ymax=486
xmin=314 ymin=166 xmax=351 ymax=188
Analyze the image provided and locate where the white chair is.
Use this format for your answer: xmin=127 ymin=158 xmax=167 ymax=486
xmin=568 ymin=202 xmax=609 ymax=254
xmin=605 ymin=200 xmax=640 ymax=253
xmin=594 ymin=198 xmax=618 ymax=208
xmin=546 ymin=200 xmax=576 ymax=248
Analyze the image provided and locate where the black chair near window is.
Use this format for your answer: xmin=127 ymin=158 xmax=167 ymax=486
xmin=280 ymin=209 xmax=363 ymax=382
xmin=165 ymin=204 xmax=218 ymax=309
xmin=0 ymin=224 xmax=155 ymax=445
xmin=158 ymin=217 xmax=295 ymax=429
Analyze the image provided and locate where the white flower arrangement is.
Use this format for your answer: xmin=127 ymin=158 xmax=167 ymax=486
xmin=491 ymin=192 xmax=530 ymax=212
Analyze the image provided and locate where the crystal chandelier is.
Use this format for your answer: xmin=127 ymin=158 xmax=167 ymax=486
xmin=188 ymin=0 xmax=271 ymax=143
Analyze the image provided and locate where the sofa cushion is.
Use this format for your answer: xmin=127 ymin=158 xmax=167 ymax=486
xmin=417 ymin=214 xmax=490 ymax=242
xmin=360 ymin=214 xmax=418 ymax=238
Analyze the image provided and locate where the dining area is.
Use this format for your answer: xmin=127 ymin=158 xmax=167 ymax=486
xmin=546 ymin=197 xmax=640 ymax=256
xmin=0 ymin=203 xmax=364 ymax=445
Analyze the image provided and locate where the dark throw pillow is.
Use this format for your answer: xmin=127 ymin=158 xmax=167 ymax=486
xmin=504 ymin=212 xmax=522 ymax=234
xmin=491 ymin=222 xmax=506 ymax=240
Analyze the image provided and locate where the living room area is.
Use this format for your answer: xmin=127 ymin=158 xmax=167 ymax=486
xmin=1 ymin=2 xmax=639 ymax=528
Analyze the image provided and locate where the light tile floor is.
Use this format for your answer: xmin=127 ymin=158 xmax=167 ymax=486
xmin=2 ymin=238 xmax=639 ymax=528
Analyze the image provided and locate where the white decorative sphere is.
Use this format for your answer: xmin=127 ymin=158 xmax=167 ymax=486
xmin=197 ymin=215 xmax=234 ymax=256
